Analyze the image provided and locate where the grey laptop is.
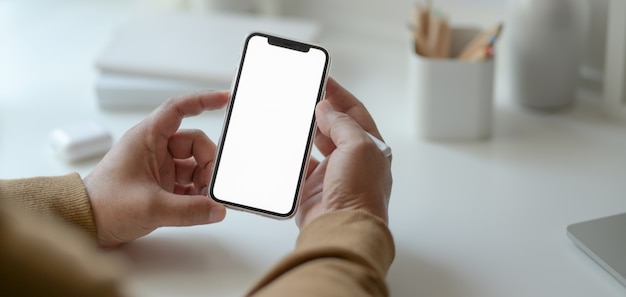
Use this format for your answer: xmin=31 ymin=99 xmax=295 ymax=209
xmin=567 ymin=213 xmax=626 ymax=287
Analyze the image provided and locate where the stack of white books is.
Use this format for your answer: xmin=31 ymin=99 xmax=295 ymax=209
xmin=94 ymin=12 xmax=320 ymax=110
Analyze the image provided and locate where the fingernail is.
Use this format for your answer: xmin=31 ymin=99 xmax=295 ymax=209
xmin=322 ymin=99 xmax=334 ymax=111
xmin=317 ymin=100 xmax=334 ymax=118
xmin=209 ymin=206 xmax=226 ymax=223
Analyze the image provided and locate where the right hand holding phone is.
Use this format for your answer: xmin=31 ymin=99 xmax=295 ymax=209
xmin=296 ymin=79 xmax=392 ymax=229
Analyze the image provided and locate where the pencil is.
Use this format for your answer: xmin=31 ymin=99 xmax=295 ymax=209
xmin=412 ymin=3 xmax=432 ymax=57
xmin=416 ymin=3 xmax=430 ymax=38
xmin=458 ymin=22 xmax=503 ymax=60
xmin=465 ymin=45 xmax=495 ymax=61
xmin=435 ymin=14 xmax=451 ymax=58
xmin=413 ymin=27 xmax=430 ymax=57
xmin=426 ymin=11 xmax=442 ymax=58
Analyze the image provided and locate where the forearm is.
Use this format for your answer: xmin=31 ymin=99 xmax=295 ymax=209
xmin=247 ymin=210 xmax=395 ymax=297
xmin=0 ymin=173 xmax=97 ymax=239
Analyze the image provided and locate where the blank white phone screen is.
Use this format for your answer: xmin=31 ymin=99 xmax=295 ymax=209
xmin=211 ymin=34 xmax=328 ymax=217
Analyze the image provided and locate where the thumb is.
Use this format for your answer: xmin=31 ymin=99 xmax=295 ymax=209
xmin=156 ymin=192 xmax=227 ymax=227
xmin=315 ymin=99 xmax=335 ymax=136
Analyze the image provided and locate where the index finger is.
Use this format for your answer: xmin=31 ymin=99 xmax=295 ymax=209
xmin=316 ymin=78 xmax=383 ymax=156
xmin=324 ymin=78 xmax=381 ymax=139
xmin=149 ymin=90 xmax=230 ymax=138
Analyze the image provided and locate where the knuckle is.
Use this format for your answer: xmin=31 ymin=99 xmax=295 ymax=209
xmin=349 ymin=136 xmax=373 ymax=156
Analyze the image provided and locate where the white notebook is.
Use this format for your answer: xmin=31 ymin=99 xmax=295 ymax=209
xmin=95 ymin=12 xmax=321 ymax=84
xmin=95 ymin=73 xmax=227 ymax=110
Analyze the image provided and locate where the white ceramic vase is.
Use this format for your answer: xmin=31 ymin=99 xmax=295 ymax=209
xmin=507 ymin=0 xmax=589 ymax=110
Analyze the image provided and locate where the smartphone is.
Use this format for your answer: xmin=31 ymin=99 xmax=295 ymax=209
xmin=209 ymin=32 xmax=330 ymax=219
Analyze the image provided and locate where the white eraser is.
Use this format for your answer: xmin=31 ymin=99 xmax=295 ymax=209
xmin=49 ymin=122 xmax=113 ymax=162
xmin=366 ymin=132 xmax=392 ymax=158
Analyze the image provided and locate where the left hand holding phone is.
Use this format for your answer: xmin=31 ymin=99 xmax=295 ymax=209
xmin=84 ymin=91 xmax=229 ymax=249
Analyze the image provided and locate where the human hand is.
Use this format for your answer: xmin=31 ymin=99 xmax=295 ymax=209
xmin=84 ymin=91 xmax=229 ymax=249
xmin=296 ymin=79 xmax=392 ymax=228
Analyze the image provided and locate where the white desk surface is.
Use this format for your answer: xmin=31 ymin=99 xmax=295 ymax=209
xmin=2 ymin=1 xmax=626 ymax=296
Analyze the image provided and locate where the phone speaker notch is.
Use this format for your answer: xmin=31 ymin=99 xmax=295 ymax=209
xmin=267 ymin=36 xmax=311 ymax=53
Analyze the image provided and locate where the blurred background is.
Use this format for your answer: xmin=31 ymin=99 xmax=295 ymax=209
xmin=1 ymin=1 xmax=625 ymax=297
xmin=0 ymin=0 xmax=515 ymax=177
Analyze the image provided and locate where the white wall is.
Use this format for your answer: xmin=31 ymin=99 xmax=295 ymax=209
xmin=278 ymin=0 xmax=507 ymax=41
xmin=452 ymin=0 xmax=510 ymax=10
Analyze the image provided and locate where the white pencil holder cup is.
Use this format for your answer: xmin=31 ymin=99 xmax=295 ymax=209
xmin=408 ymin=27 xmax=495 ymax=140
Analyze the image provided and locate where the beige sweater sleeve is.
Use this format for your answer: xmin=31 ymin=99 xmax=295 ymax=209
xmin=0 ymin=174 xmax=123 ymax=296
xmin=0 ymin=174 xmax=395 ymax=297
xmin=247 ymin=210 xmax=396 ymax=297
xmin=0 ymin=173 xmax=97 ymax=239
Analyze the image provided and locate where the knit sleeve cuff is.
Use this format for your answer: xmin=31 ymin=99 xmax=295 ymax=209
xmin=0 ymin=173 xmax=97 ymax=240
xmin=295 ymin=210 xmax=395 ymax=277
